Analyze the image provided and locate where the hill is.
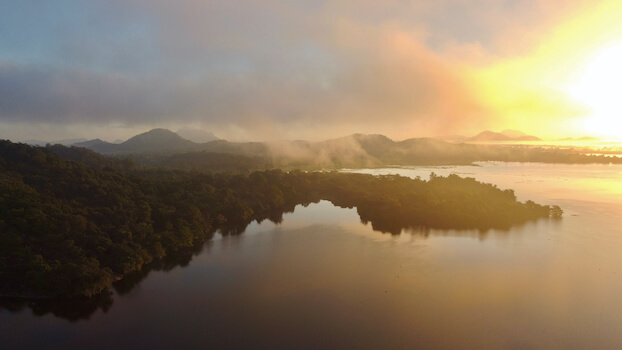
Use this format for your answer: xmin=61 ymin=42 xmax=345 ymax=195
xmin=116 ymin=128 xmax=199 ymax=153
xmin=468 ymin=130 xmax=541 ymax=142
xmin=75 ymin=129 xmax=201 ymax=155
xmin=25 ymin=138 xmax=88 ymax=147
xmin=176 ymin=128 xmax=219 ymax=143
xmin=72 ymin=128 xmax=621 ymax=169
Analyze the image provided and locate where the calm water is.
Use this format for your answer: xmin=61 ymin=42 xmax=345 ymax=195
xmin=2 ymin=162 xmax=622 ymax=349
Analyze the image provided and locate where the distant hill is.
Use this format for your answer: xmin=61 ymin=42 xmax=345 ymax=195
xmin=74 ymin=138 xmax=122 ymax=154
xmin=120 ymin=128 xmax=198 ymax=153
xmin=71 ymin=128 xmax=621 ymax=168
xmin=25 ymin=138 xmax=87 ymax=146
xmin=74 ymin=138 xmax=112 ymax=148
xmin=515 ymin=135 xmax=541 ymax=141
xmin=74 ymin=128 xmax=273 ymax=158
xmin=468 ymin=131 xmax=512 ymax=142
xmin=176 ymin=128 xmax=219 ymax=143
xmin=500 ymin=129 xmax=526 ymax=138
xmin=468 ymin=130 xmax=541 ymax=142
xmin=75 ymin=128 xmax=202 ymax=154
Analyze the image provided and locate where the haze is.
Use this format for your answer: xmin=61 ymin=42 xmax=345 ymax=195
xmin=1 ymin=0 xmax=621 ymax=142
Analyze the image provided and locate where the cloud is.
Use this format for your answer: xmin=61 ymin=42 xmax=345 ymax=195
xmin=0 ymin=63 xmax=172 ymax=123
xmin=0 ymin=0 xmax=611 ymax=140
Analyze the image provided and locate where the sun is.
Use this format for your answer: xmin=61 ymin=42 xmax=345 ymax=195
xmin=566 ymin=43 xmax=622 ymax=138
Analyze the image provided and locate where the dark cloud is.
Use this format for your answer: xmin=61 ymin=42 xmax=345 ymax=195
xmin=0 ymin=0 xmax=598 ymax=140
xmin=0 ymin=64 xmax=171 ymax=123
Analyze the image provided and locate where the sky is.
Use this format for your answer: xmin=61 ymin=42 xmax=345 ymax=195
xmin=1 ymin=0 xmax=621 ymax=142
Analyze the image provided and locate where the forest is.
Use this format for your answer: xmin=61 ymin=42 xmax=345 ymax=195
xmin=0 ymin=141 xmax=561 ymax=298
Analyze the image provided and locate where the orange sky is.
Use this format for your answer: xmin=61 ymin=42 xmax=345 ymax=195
xmin=0 ymin=0 xmax=621 ymax=142
xmin=465 ymin=0 xmax=622 ymax=139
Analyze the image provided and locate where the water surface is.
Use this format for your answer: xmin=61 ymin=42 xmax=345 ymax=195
xmin=2 ymin=162 xmax=621 ymax=349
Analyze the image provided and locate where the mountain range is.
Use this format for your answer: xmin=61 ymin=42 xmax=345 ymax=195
xmin=58 ymin=128 xmax=531 ymax=167
xmin=70 ymin=128 xmax=542 ymax=157
xmin=37 ymin=128 xmax=618 ymax=169
xmin=467 ymin=130 xmax=541 ymax=142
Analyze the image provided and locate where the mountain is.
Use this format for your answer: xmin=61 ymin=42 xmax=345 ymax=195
xmin=201 ymin=139 xmax=269 ymax=156
xmin=75 ymin=129 xmax=202 ymax=154
xmin=500 ymin=129 xmax=527 ymax=138
xmin=515 ymin=135 xmax=542 ymax=141
xmin=468 ymin=131 xmax=512 ymax=142
xmin=74 ymin=139 xmax=122 ymax=154
xmin=120 ymin=128 xmax=198 ymax=153
xmin=74 ymin=138 xmax=111 ymax=148
xmin=468 ymin=130 xmax=541 ymax=142
xmin=71 ymin=128 xmax=622 ymax=169
xmin=176 ymin=128 xmax=219 ymax=143
xmin=24 ymin=138 xmax=87 ymax=146
xmin=74 ymin=128 xmax=269 ymax=156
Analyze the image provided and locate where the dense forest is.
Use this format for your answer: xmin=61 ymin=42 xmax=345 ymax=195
xmin=0 ymin=141 xmax=561 ymax=298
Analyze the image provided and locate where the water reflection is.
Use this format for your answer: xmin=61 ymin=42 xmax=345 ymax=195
xmin=0 ymin=292 xmax=114 ymax=322
xmin=2 ymin=163 xmax=622 ymax=349
xmin=113 ymin=243 xmax=205 ymax=296
xmin=0 ymin=197 xmax=553 ymax=321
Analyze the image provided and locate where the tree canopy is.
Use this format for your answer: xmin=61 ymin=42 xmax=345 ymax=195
xmin=0 ymin=141 xmax=561 ymax=298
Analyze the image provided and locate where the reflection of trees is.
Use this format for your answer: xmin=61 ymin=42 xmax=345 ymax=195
xmin=0 ymin=291 xmax=114 ymax=323
xmin=0 ymin=141 xmax=563 ymax=320
xmin=324 ymin=173 xmax=562 ymax=235
xmin=112 ymin=241 xmax=206 ymax=296
xmin=0 ymin=210 xmax=293 ymax=321
xmin=0 ymin=188 xmax=560 ymax=322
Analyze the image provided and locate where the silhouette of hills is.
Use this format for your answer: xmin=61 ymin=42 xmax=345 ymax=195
xmin=121 ymin=128 xmax=198 ymax=153
xmin=73 ymin=138 xmax=112 ymax=148
xmin=176 ymin=128 xmax=219 ymax=143
xmin=500 ymin=129 xmax=527 ymax=138
xmin=75 ymin=128 xmax=200 ymax=154
xmin=72 ymin=128 xmax=621 ymax=168
xmin=75 ymin=128 xmax=262 ymax=156
xmin=25 ymin=138 xmax=88 ymax=146
xmin=467 ymin=130 xmax=541 ymax=142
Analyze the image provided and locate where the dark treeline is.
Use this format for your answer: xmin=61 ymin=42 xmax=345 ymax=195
xmin=0 ymin=141 xmax=561 ymax=298
xmin=0 ymin=244 xmax=206 ymax=322
xmin=135 ymin=140 xmax=622 ymax=170
xmin=323 ymin=172 xmax=562 ymax=234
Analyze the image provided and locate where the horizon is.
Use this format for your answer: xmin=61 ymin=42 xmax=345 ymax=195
xmin=2 ymin=1 xmax=622 ymax=142
xmin=3 ymin=2 xmax=622 ymax=346
xmin=10 ymin=126 xmax=620 ymax=146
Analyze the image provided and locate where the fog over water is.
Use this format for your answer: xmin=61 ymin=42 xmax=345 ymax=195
xmin=2 ymin=162 xmax=621 ymax=349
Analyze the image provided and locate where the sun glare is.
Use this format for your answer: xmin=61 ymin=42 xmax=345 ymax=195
xmin=567 ymin=43 xmax=622 ymax=138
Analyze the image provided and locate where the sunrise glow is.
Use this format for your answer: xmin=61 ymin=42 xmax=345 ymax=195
xmin=459 ymin=0 xmax=622 ymax=140
xmin=4 ymin=2 xmax=622 ymax=349
xmin=2 ymin=0 xmax=622 ymax=141
xmin=566 ymin=43 xmax=622 ymax=138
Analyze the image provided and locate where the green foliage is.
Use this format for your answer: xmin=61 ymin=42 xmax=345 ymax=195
xmin=0 ymin=141 xmax=561 ymax=298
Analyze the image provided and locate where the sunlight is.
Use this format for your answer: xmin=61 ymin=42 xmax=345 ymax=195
xmin=567 ymin=43 xmax=622 ymax=138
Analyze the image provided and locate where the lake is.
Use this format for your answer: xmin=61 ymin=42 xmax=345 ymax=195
xmin=2 ymin=162 xmax=621 ymax=349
